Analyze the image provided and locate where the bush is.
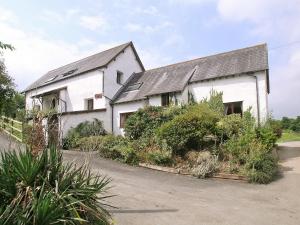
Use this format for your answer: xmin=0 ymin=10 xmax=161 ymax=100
xmin=157 ymin=104 xmax=219 ymax=155
xmin=124 ymin=105 xmax=185 ymax=140
xmin=78 ymin=136 xmax=103 ymax=151
xmin=124 ymin=106 xmax=165 ymax=140
xmin=246 ymin=149 xmax=278 ymax=184
xmin=191 ymin=151 xmax=219 ymax=178
xmin=96 ymin=135 xmax=138 ymax=165
xmin=0 ymin=147 xmax=112 ymax=224
xmin=256 ymin=125 xmax=278 ymax=151
xmin=217 ymin=114 xmax=243 ymax=140
xmin=63 ymin=119 xmax=106 ymax=149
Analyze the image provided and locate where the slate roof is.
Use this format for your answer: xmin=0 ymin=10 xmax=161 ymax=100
xmin=24 ymin=42 xmax=144 ymax=92
xmin=113 ymin=44 xmax=268 ymax=104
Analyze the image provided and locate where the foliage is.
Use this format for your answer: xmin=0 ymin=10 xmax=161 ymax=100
xmin=0 ymin=41 xmax=14 ymax=51
xmin=96 ymin=135 xmax=138 ymax=164
xmin=281 ymin=116 xmax=300 ymax=132
xmin=124 ymin=106 xmax=164 ymax=140
xmin=220 ymin=111 xmax=279 ymax=183
xmin=157 ymin=104 xmax=219 ymax=155
xmin=217 ymin=114 xmax=243 ymax=140
xmin=0 ymin=41 xmax=23 ymax=119
xmin=246 ymin=148 xmax=278 ymax=184
xmin=256 ymin=125 xmax=278 ymax=151
xmin=191 ymin=151 xmax=219 ymax=178
xmin=202 ymin=89 xmax=224 ymax=116
xmin=267 ymin=119 xmax=282 ymax=138
xmin=75 ymin=119 xmax=106 ymax=137
xmin=0 ymin=147 xmax=112 ymax=224
xmin=278 ymin=130 xmax=300 ymax=143
xmin=62 ymin=119 xmax=106 ymax=149
xmin=78 ymin=136 xmax=103 ymax=151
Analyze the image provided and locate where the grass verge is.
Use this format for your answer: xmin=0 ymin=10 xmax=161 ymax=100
xmin=278 ymin=130 xmax=300 ymax=143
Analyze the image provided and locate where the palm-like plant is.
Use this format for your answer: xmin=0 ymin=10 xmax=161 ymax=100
xmin=0 ymin=147 xmax=112 ymax=225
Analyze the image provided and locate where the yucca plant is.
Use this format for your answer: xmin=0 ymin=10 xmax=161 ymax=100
xmin=0 ymin=147 xmax=112 ymax=225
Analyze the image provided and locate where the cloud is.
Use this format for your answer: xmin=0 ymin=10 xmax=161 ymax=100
xmin=40 ymin=9 xmax=80 ymax=24
xmin=125 ymin=21 xmax=173 ymax=34
xmin=168 ymin=0 xmax=215 ymax=4
xmin=0 ymin=7 xmax=118 ymax=91
xmin=79 ymin=15 xmax=107 ymax=31
xmin=135 ymin=6 xmax=159 ymax=15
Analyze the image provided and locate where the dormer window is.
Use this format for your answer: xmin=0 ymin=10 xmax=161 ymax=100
xmin=117 ymin=71 xmax=124 ymax=85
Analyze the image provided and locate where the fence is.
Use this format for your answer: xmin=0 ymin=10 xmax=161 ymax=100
xmin=0 ymin=116 xmax=23 ymax=142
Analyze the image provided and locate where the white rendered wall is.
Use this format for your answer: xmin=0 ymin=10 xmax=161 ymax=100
xmin=25 ymin=70 xmax=105 ymax=112
xmin=103 ymin=46 xmax=144 ymax=100
xmin=113 ymin=100 xmax=146 ymax=136
xmin=187 ymin=71 xmax=269 ymax=122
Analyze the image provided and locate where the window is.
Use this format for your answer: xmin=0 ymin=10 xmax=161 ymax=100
xmin=51 ymin=98 xmax=56 ymax=109
xmin=86 ymin=99 xmax=94 ymax=110
xmin=120 ymin=112 xmax=134 ymax=128
xmin=224 ymin=101 xmax=243 ymax=115
xmin=161 ymin=93 xmax=170 ymax=106
xmin=62 ymin=69 xmax=78 ymax=77
xmin=117 ymin=71 xmax=124 ymax=84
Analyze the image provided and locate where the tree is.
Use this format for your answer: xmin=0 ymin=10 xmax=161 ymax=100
xmin=0 ymin=41 xmax=21 ymax=117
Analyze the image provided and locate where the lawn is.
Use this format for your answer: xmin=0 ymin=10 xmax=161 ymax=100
xmin=278 ymin=130 xmax=300 ymax=143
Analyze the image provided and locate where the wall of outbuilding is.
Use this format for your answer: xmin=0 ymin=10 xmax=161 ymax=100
xmin=186 ymin=71 xmax=269 ymax=122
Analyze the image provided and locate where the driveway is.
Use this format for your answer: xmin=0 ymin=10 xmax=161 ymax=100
xmin=1 ymin=133 xmax=300 ymax=225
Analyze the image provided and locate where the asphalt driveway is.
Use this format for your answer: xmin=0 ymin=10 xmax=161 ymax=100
xmin=1 ymin=133 xmax=300 ymax=225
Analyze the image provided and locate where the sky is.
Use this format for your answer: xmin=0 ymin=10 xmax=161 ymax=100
xmin=0 ymin=0 xmax=299 ymax=118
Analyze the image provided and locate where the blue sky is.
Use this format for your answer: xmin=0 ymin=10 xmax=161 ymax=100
xmin=0 ymin=0 xmax=300 ymax=118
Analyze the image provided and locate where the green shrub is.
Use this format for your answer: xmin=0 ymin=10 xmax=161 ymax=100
xmin=191 ymin=151 xmax=219 ymax=178
xmin=222 ymin=132 xmax=256 ymax=164
xmin=124 ymin=105 xmax=185 ymax=140
xmin=62 ymin=119 xmax=106 ymax=149
xmin=97 ymin=135 xmax=124 ymax=159
xmin=201 ymin=89 xmax=224 ymax=116
xmin=78 ymin=136 xmax=103 ymax=151
xmin=96 ymin=135 xmax=138 ymax=165
xmin=147 ymin=149 xmax=172 ymax=166
xmin=256 ymin=125 xmax=278 ymax=151
xmin=124 ymin=106 xmax=165 ymax=140
xmin=0 ymin=147 xmax=112 ymax=224
xmin=118 ymin=145 xmax=139 ymax=165
xmin=157 ymin=104 xmax=219 ymax=155
xmin=246 ymin=149 xmax=278 ymax=184
xmin=217 ymin=114 xmax=243 ymax=140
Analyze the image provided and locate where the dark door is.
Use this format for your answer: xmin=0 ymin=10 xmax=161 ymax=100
xmin=48 ymin=114 xmax=59 ymax=147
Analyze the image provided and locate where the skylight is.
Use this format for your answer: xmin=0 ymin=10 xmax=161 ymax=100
xmin=62 ymin=69 xmax=78 ymax=77
xmin=44 ymin=75 xmax=58 ymax=83
xmin=125 ymin=82 xmax=143 ymax=92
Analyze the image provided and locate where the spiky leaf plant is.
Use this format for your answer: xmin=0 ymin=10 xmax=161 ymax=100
xmin=0 ymin=147 xmax=112 ymax=225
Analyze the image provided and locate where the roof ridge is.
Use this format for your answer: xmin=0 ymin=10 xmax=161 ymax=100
xmin=47 ymin=41 xmax=131 ymax=73
xmin=145 ymin=43 xmax=267 ymax=72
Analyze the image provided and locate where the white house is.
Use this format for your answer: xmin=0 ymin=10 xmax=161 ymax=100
xmin=24 ymin=41 xmax=270 ymax=139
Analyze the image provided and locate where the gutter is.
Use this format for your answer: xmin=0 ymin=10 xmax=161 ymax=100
xmin=246 ymin=73 xmax=260 ymax=125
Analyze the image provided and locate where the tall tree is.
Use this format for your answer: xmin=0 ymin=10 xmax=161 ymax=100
xmin=0 ymin=41 xmax=17 ymax=116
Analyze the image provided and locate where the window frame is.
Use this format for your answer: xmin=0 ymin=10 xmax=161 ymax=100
xmin=161 ymin=93 xmax=170 ymax=107
xmin=117 ymin=70 xmax=124 ymax=85
xmin=224 ymin=101 xmax=243 ymax=115
xmin=120 ymin=112 xmax=134 ymax=128
xmin=86 ymin=98 xmax=94 ymax=111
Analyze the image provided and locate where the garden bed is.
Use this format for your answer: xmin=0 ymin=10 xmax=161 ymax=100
xmin=139 ymin=162 xmax=248 ymax=181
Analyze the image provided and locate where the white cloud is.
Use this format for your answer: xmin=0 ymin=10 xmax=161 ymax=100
xmin=79 ymin=15 xmax=107 ymax=31
xmin=135 ymin=6 xmax=159 ymax=15
xmin=216 ymin=0 xmax=300 ymax=118
xmin=125 ymin=21 xmax=173 ymax=34
xmin=217 ymin=0 xmax=300 ymax=40
xmin=0 ymin=7 xmax=118 ymax=91
xmin=40 ymin=9 xmax=80 ymax=24
xmin=168 ymin=0 xmax=214 ymax=4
